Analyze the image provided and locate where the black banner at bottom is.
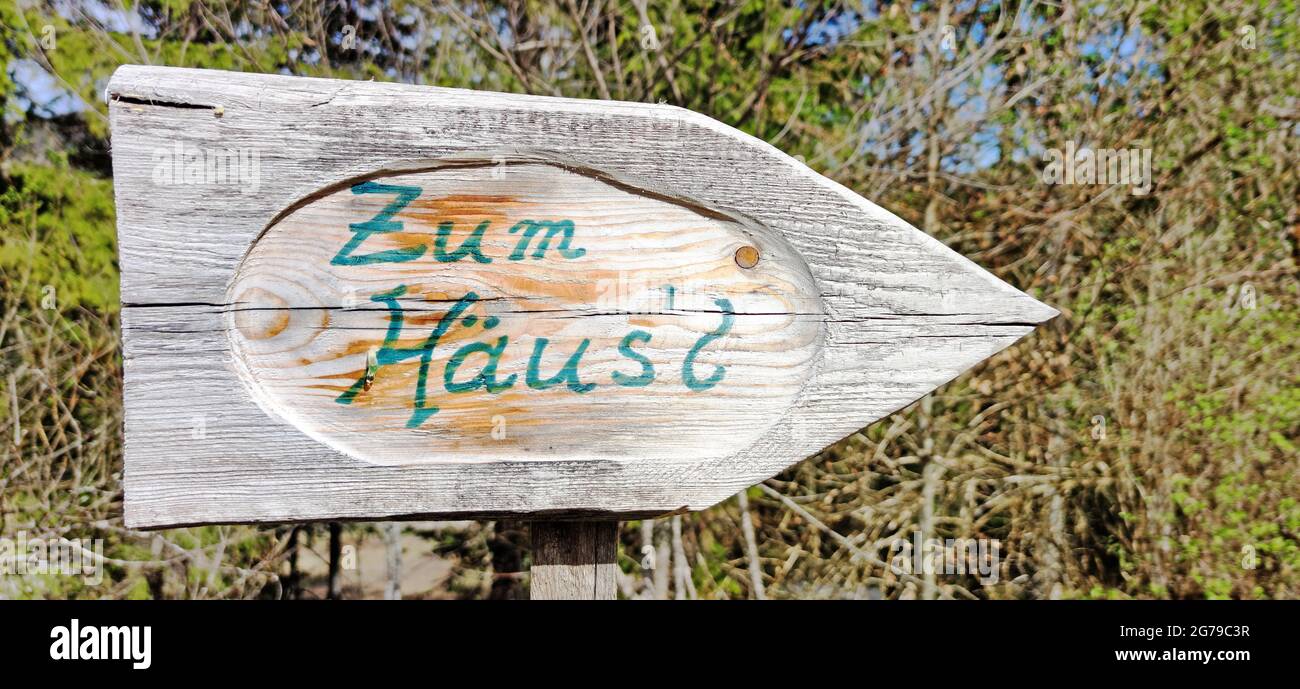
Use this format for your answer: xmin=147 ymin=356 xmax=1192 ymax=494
xmin=0 ymin=600 xmax=1290 ymax=677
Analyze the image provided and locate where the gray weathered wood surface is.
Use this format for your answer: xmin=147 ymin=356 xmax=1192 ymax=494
xmin=109 ymin=65 xmax=1056 ymax=528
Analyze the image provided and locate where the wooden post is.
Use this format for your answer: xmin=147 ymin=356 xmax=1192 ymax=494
xmin=529 ymin=521 xmax=618 ymax=600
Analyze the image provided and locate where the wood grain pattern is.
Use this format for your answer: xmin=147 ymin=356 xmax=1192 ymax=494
xmin=529 ymin=521 xmax=617 ymax=600
xmin=227 ymin=163 xmax=820 ymax=465
xmin=108 ymin=65 xmax=1057 ymax=528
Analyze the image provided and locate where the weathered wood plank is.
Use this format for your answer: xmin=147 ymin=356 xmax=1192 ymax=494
xmin=529 ymin=521 xmax=618 ymax=600
xmin=109 ymin=65 xmax=1056 ymax=528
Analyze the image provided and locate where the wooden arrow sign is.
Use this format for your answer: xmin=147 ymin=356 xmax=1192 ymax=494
xmin=109 ymin=66 xmax=1055 ymax=530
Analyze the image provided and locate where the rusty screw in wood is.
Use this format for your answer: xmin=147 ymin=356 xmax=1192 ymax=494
xmin=735 ymin=245 xmax=760 ymax=269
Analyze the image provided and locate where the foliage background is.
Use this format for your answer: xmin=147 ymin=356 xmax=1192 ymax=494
xmin=0 ymin=0 xmax=1296 ymax=599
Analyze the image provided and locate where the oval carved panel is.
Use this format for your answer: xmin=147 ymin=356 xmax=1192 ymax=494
xmin=226 ymin=162 xmax=824 ymax=465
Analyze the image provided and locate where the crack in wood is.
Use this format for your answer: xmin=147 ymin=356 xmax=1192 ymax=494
xmin=111 ymin=93 xmax=217 ymax=110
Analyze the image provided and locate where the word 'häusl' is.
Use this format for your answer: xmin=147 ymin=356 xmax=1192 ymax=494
xmin=336 ymin=288 xmax=735 ymax=429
